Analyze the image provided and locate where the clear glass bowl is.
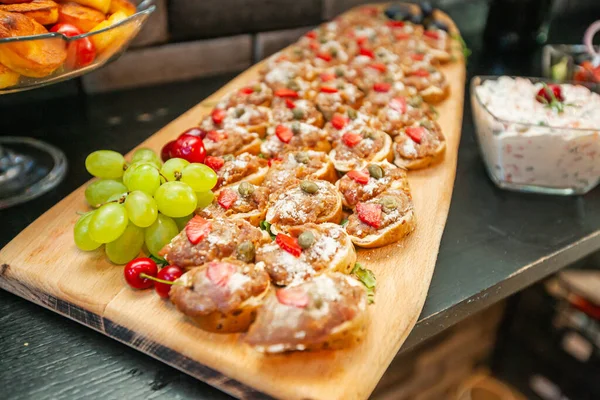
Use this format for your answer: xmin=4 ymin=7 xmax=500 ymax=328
xmin=0 ymin=0 xmax=155 ymax=93
xmin=471 ymin=75 xmax=600 ymax=196
xmin=542 ymin=44 xmax=600 ymax=83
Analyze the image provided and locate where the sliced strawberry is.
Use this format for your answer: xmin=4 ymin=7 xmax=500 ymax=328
xmin=320 ymin=85 xmax=338 ymax=93
xmin=405 ymin=126 xmax=424 ymax=144
xmin=308 ymin=41 xmax=319 ymax=51
xmin=204 ymin=155 xmax=225 ymax=171
xmin=320 ymin=72 xmax=335 ymax=82
xmin=342 ymin=131 xmax=362 ymax=147
xmin=274 ymin=88 xmax=299 ymax=98
xmin=368 ymin=63 xmax=387 ymax=73
xmin=185 ymin=216 xmax=212 ymax=245
xmin=211 ymin=108 xmax=226 ymax=125
xmin=276 ymin=286 xmax=309 ymax=308
xmin=389 ymin=97 xmax=407 ymax=114
xmin=347 ymin=170 xmax=369 ymax=184
xmin=285 ymin=98 xmax=296 ymax=109
xmin=207 ymin=261 xmax=236 ymax=287
xmin=305 ymin=30 xmax=317 ymax=39
xmin=424 ymin=30 xmax=440 ymax=40
xmin=356 ymin=36 xmax=367 ymax=47
xmin=206 ymin=130 xmax=228 ymax=142
xmin=331 ymin=113 xmax=348 ymax=130
xmin=217 ymin=189 xmax=238 ymax=210
xmin=268 ymin=156 xmax=282 ymax=167
xmin=239 ymin=86 xmax=254 ymax=95
xmin=373 ymin=82 xmax=391 ymax=92
xmin=410 ymin=53 xmax=425 ymax=61
xmin=275 ymin=233 xmax=302 ymax=257
xmin=411 ymin=69 xmax=430 ymax=77
xmin=359 ymin=47 xmax=375 ymax=58
xmin=275 ymin=125 xmax=294 ymax=143
xmin=386 ymin=20 xmax=405 ymax=28
xmin=317 ymin=52 xmax=332 ymax=62
xmin=356 ymin=202 xmax=382 ymax=229
xmin=395 ymin=32 xmax=410 ymax=40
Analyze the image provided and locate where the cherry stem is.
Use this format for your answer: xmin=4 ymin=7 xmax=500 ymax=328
xmin=139 ymin=273 xmax=184 ymax=286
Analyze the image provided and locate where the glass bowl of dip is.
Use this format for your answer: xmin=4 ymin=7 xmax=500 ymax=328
xmin=471 ymin=76 xmax=600 ymax=195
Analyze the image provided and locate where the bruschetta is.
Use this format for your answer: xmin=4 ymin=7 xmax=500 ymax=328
xmin=392 ymin=119 xmax=446 ymax=170
xmin=329 ymin=126 xmax=393 ymax=172
xmin=262 ymin=150 xmax=336 ymax=193
xmin=244 ymin=272 xmax=368 ymax=352
xmin=203 ymin=126 xmax=262 ymax=157
xmin=206 ymin=152 xmax=269 ymax=191
xmin=255 ymin=223 xmax=356 ymax=286
xmin=170 ymin=259 xmax=270 ymax=333
xmin=216 ymin=81 xmax=273 ymax=109
xmin=260 ymin=122 xmax=330 ymax=158
xmin=200 ymin=105 xmax=272 ymax=137
xmin=200 ymin=182 xmax=269 ymax=226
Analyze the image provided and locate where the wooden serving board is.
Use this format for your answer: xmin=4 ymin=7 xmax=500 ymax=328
xmin=0 ymin=5 xmax=465 ymax=400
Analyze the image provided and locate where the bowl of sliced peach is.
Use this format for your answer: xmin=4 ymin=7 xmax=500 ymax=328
xmin=0 ymin=0 xmax=154 ymax=92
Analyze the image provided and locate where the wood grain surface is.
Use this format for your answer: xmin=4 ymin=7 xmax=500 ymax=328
xmin=0 ymin=4 xmax=466 ymax=400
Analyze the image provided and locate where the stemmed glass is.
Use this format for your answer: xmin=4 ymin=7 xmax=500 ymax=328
xmin=0 ymin=0 xmax=155 ymax=209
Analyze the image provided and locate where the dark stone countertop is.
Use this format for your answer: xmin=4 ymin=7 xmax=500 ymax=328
xmin=2 ymin=4 xmax=600 ymax=399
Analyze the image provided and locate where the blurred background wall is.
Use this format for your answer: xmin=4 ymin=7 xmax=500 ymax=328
xmin=82 ymin=0 xmax=600 ymax=93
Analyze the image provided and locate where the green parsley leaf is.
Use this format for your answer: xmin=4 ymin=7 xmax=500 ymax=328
xmin=150 ymin=254 xmax=167 ymax=268
xmin=259 ymin=220 xmax=276 ymax=240
xmin=451 ymin=33 xmax=471 ymax=61
xmin=340 ymin=218 xmax=349 ymax=227
xmin=351 ymin=263 xmax=376 ymax=304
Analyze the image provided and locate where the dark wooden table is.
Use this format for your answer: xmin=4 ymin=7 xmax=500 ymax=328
xmin=2 ymin=4 xmax=600 ymax=399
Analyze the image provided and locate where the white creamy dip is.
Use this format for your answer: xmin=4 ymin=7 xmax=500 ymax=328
xmin=472 ymin=76 xmax=600 ymax=194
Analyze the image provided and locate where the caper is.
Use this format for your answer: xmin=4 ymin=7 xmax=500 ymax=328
xmin=363 ymin=130 xmax=376 ymax=139
xmin=222 ymin=154 xmax=235 ymax=162
xmin=335 ymin=67 xmax=344 ymax=77
xmin=236 ymin=241 xmax=255 ymax=263
xmin=253 ymin=84 xmax=262 ymax=93
xmin=330 ymin=48 xmax=338 ymax=57
xmin=368 ymin=164 xmax=384 ymax=179
xmin=300 ymin=180 xmax=319 ymax=194
xmin=294 ymin=151 xmax=309 ymax=164
xmin=238 ymin=182 xmax=255 ymax=197
xmin=298 ymin=231 xmax=315 ymax=249
xmin=381 ymin=196 xmax=399 ymax=213
xmin=420 ymin=119 xmax=434 ymax=129
xmin=291 ymin=121 xmax=301 ymax=134
xmin=292 ymin=108 xmax=305 ymax=120
xmin=287 ymin=80 xmax=300 ymax=91
xmin=293 ymin=48 xmax=303 ymax=56
xmin=347 ymin=108 xmax=357 ymax=120
xmin=235 ymin=107 xmax=245 ymax=117
xmin=319 ymin=37 xmax=327 ymax=44
xmin=384 ymin=75 xmax=394 ymax=84
xmin=337 ymin=83 xmax=345 ymax=90
xmin=408 ymin=96 xmax=423 ymax=107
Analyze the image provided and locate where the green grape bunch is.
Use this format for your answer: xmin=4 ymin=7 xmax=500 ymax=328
xmin=74 ymin=147 xmax=218 ymax=265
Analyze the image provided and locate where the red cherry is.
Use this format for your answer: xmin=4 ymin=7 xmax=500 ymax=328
xmin=161 ymin=140 xmax=176 ymax=162
xmin=124 ymin=258 xmax=158 ymax=290
xmin=179 ymin=127 xmax=207 ymax=139
xmin=172 ymin=134 xmax=206 ymax=163
xmin=50 ymin=23 xmax=81 ymax=37
xmin=154 ymin=266 xmax=184 ymax=298
xmin=51 ymin=23 xmax=96 ymax=69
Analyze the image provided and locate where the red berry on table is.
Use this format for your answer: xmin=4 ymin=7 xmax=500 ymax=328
xmin=373 ymin=82 xmax=391 ymax=92
xmin=331 ymin=113 xmax=348 ymax=130
xmin=274 ymin=88 xmax=299 ymax=98
xmin=161 ymin=140 xmax=176 ymax=162
xmin=217 ymin=189 xmax=238 ymax=210
xmin=179 ymin=127 xmax=207 ymax=139
xmin=347 ymin=170 xmax=370 ymax=184
xmin=356 ymin=202 xmax=382 ymax=228
xmin=275 ymin=233 xmax=302 ymax=257
xmin=342 ymin=131 xmax=363 ymax=147
xmin=275 ymin=125 xmax=294 ymax=143
xmin=359 ymin=47 xmax=375 ymax=58
xmin=206 ymin=261 xmax=236 ymax=287
xmin=172 ymin=134 xmax=206 ymax=163
xmin=276 ymin=286 xmax=309 ymax=308
xmin=154 ymin=266 xmax=184 ymax=298
xmin=389 ymin=97 xmax=407 ymax=114
xmin=51 ymin=23 xmax=96 ymax=69
xmin=185 ymin=215 xmax=212 ymax=244
xmin=405 ymin=126 xmax=424 ymax=144
xmin=124 ymin=257 xmax=158 ymax=290
xmin=211 ymin=108 xmax=226 ymax=125
xmin=204 ymin=155 xmax=225 ymax=171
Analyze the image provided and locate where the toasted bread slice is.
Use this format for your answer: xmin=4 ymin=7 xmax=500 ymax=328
xmin=393 ymin=120 xmax=446 ymax=170
xmin=329 ymin=128 xmax=393 ymax=173
xmin=200 ymin=183 xmax=268 ymax=227
xmin=346 ymin=188 xmax=416 ymax=248
xmin=60 ymin=0 xmax=109 ymax=14
xmin=170 ymin=260 xmax=271 ymax=333
xmin=57 ymin=2 xmax=105 ymax=32
xmin=108 ymin=0 xmax=135 ymax=16
xmin=0 ymin=0 xmax=59 ymax=25
xmin=0 ymin=62 xmax=19 ymax=88
xmin=0 ymin=11 xmax=66 ymax=77
xmin=244 ymin=273 xmax=369 ymax=353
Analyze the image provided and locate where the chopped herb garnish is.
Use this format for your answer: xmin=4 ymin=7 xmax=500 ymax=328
xmin=259 ymin=220 xmax=276 ymax=240
xmin=258 ymin=153 xmax=267 ymax=159
xmin=150 ymin=254 xmax=167 ymax=268
xmin=340 ymin=218 xmax=349 ymax=227
xmin=351 ymin=262 xmax=376 ymax=304
xmin=451 ymin=33 xmax=471 ymax=61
